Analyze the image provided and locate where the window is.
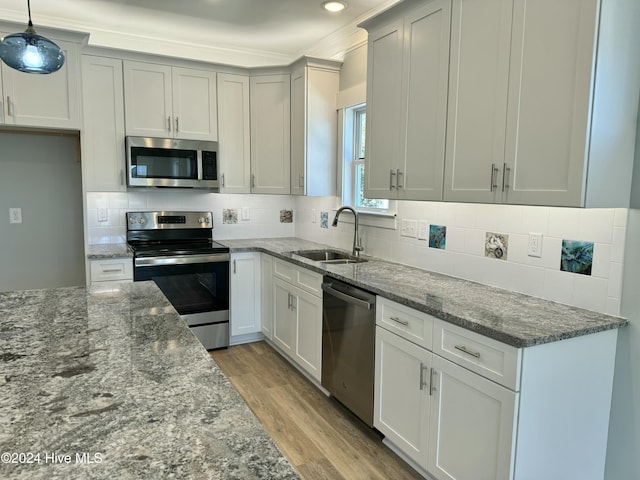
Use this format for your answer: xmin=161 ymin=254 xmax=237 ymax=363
xmin=342 ymin=105 xmax=393 ymax=214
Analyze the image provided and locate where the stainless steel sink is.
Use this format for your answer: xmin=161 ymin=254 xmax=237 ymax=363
xmin=292 ymin=249 xmax=368 ymax=264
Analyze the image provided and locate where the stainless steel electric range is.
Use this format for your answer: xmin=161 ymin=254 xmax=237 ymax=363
xmin=126 ymin=211 xmax=230 ymax=350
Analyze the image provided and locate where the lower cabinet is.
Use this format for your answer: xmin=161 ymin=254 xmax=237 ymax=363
xmin=260 ymin=254 xmax=274 ymax=340
xmin=271 ymin=259 xmax=323 ymax=382
xmin=230 ymin=252 xmax=261 ymax=338
xmin=89 ymin=258 xmax=133 ymax=284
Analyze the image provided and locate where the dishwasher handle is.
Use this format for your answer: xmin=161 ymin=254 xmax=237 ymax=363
xmin=322 ymin=283 xmax=374 ymax=310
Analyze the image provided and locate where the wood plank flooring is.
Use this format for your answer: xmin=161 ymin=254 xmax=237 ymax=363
xmin=210 ymin=341 xmax=423 ymax=480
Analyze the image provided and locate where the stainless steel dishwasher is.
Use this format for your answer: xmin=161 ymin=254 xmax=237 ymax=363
xmin=321 ymin=278 xmax=376 ymax=427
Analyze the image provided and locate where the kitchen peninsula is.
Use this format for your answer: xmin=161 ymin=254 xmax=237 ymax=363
xmin=0 ymin=282 xmax=298 ymax=480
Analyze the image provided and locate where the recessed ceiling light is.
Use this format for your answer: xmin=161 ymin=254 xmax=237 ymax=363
xmin=322 ymin=1 xmax=347 ymax=13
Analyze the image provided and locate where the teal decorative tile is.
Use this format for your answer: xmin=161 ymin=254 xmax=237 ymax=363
xmin=320 ymin=211 xmax=329 ymax=229
xmin=561 ymin=240 xmax=593 ymax=275
xmin=429 ymin=225 xmax=446 ymax=249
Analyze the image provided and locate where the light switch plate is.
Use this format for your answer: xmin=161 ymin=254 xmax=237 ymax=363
xmin=401 ymin=219 xmax=418 ymax=238
xmin=97 ymin=207 xmax=108 ymax=222
xmin=241 ymin=207 xmax=250 ymax=221
xmin=9 ymin=208 xmax=22 ymax=224
xmin=417 ymin=221 xmax=429 ymax=240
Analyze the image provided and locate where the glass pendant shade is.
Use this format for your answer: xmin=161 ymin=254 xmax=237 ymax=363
xmin=0 ymin=1 xmax=65 ymax=75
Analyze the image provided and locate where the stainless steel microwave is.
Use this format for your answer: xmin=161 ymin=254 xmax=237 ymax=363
xmin=126 ymin=136 xmax=219 ymax=189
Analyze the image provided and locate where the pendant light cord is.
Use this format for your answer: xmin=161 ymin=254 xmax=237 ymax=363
xmin=27 ymin=0 xmax=33 ymax=27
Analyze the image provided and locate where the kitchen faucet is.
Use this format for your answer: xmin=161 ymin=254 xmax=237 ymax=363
xmin=332 ymin=206 xmax=363 ymax=258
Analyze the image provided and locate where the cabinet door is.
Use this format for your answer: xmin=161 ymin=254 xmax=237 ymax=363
xmin=442 ymin=0 xmax=513 ymax=203
xmin=364 ymin=18 xmax=404 ymax=200
xmin=172 ymin=67 xmax=218 ymax=141
xmin=123 ymin=61 xmax=172 ymax=137
xmin=260 ymin=254 xmax=274 ymax=339
xmin=293 ymin=286 xmax=322 ymax=381
xmin=272 ymin=278 xmax=295 ymax=356
xmin=503 ymin=0 xmax=598 ymax=206
xmin=290 ymin=64 xmax=306 ymax=196
xmin=250 ymin=74 xmax=291 ymax=195
xmin=230 ymin=253 xmax=261 ymax=337
xmin=1 ymin=39 xmax=80 ymax=129
xmin=81 ymin=56 xmax=126 ymax=192
xmin=428 ymin=355 xmax=516 ymax=480
xmin=400 ymin=0 xmax=450 ymax=201
xmin=375 ymin=326 xmax=432 ymax=471
xmin=217 ymin=73 xmax=251 ymax=193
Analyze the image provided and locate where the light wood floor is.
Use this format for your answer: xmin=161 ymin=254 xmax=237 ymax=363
xmin=210 ymin=341 xmax=423 ymax=480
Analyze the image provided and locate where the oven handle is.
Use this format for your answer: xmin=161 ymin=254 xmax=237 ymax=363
xmin=135 ymin=253 xmax=230 ymax=267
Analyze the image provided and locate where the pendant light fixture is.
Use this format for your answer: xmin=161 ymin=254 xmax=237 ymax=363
xmin=0 ymin=0 xmax=65 ymax=74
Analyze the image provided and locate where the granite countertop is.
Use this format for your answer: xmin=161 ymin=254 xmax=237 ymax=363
xmin=0 ymin=282 xmax=298 ymax=480
xmin=218 ymin=237 xmax=627 ymax=348
xmin=86 ymin=244 xmax=133 ymax=260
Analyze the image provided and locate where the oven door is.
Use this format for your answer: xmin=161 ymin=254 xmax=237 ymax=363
xmin=134 ymin=253 xmax=230 ymax=349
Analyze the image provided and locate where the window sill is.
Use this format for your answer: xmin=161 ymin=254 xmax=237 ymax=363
xmin=331 ymin=209 xmax=397 ymax=230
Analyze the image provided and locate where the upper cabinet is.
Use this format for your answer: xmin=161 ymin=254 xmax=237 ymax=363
xmin=0 ymin=34 xmax=80 ymax=130
xmin=123 ymin=61 xmax=218 ymax=141
xmin=217 ymin=73 xmax=251 ymax=194
xmin=363 ymin=0 xmax=640 ymax=207
xmin=81 ymin=55 xmax=126 ymax=192
xmin=290 ymin=57 xmax=341 ymax=196
xmin=361 ymin=0 xmax=451 ymax=202
xmin=250 ymin=74 xmax=291 ymax=195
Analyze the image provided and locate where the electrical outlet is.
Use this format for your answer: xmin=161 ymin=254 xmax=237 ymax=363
xmin=311 ymin=209 xmax=317 ymax=223
xmin=9 ymin=208 xmax=22 ymax=224
xmin=417 ymin=221 xmax=429 ymax=240
xmin=241 ymin=207 xmax=250 ymax=221
xmin=527 ymin=232 xmax=543 ymax=258
xmin=401 ymin=219 xmax=418 ymax=238
xmin=97 ymin=207 xmax=108 ymax=222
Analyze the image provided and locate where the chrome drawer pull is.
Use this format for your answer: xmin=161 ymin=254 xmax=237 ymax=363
xmin=102 ymin=268 xmax=122 ymax=273
xmin=429 ymin=368 xmax=437 ymax=396
xmin=390 ymin=316 xmax=409 ymax=326
xmin=419 ymin=363 xmax=428 ymax=390
xmin=454 ymin=345 xmax=481 ymax=359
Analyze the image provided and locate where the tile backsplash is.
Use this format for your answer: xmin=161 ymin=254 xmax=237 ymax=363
xmin=295 ymin=196 xmax=627 ymax=316
xmin=86 ymin=191 xmax=627 ymax=316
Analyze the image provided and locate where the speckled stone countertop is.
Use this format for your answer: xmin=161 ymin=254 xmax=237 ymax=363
xmin=86 ymin=244 xmax=132 ymax=259
xmin=218 ymin=237 xmax=627 ymax=348
xmin=0 ymin=282 xmax=298 ymax=480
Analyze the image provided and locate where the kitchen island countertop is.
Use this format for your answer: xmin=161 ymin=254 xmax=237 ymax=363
xmin=0 ymin=282 xmax=298 ymax=480
xmin=219 ymin=237 xmax=627 ymax=348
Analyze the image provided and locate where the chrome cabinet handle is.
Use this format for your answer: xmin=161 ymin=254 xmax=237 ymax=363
xmin=102 ymin=269 xmax=122 ymax=273
xmin=120 ymin=169 xmax=125 ymax=186
xmin=419 ymin=363 xmax=429 ymax=390
xmin=502 ymin=163 xmax=511 ymax=192
xmin=396 ymin=169 xmax=403 ymax=189
xmin=251 ymin=174 xmax=256 ymax=189
xmin=7 ymin=96 xmax=13 ymax=116
xmin=389 ymin=169 xmax=396 ymax=190
xmin=175 ymin=116 xmax=179 ymax=132
xmin=299 ymin=174 xmax=304 ymax=188
xmin=429 ymin=368 xmax=437 ymax=396
xmin=221 ymin=173 xmax=225 ymax=188
xmin=489 ymin=163 xmax=499 ymax=191
xmin=454 ymin=344 xmax=481 ymax=359
xmin=233 ymin=259 xmax=236 ymax=274
xmin=390 ymin=316 xmax=409 ymax=326
xmin=167 ymin=116 xmax=172 ymax=132
xmin=287 ymin=292 xmax=292 ymax=309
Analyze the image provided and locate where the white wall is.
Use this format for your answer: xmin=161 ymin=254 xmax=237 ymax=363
xmin=85 ymin=191 xmax=295 ymax=243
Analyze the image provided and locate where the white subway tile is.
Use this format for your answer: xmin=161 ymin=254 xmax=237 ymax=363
xmin=548 ymin=207 xmax=581 ymax=239
xmin=579 ymin=208 xmax=615 ymax=244
xmin=542 ymin=270 xmax=575 ymax=306
xmin=572 ymin=275 xmax=608 ymax=313
xmin=611 ymin=226 xmax=626 ymax=263
xmin=607 ymin=262 xmax=623 ymax=299
xmin=606 ymin=297 xmax=621 ymax=316
xmin=591 ymin=243 xmax=611 ymax=279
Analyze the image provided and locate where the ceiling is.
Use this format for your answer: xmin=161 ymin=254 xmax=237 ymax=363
xmin=0 ymin=0 xmax=401 ymax=67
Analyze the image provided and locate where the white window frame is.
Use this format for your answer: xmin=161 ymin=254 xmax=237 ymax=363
xmin=341 ymin=104 xmax=396 ymax=222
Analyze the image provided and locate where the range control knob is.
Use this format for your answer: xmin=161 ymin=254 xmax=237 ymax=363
xmin=138 ymin=217 xmax=146 ymax=224
xmin=129 ymin=217 xmax=136 ymax=224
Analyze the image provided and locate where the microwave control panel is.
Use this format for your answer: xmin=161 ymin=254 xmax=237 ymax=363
xmin=202 ymin=151 xmax=217 ymax=180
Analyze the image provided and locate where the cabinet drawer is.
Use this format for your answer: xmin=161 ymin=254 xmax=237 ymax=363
xmin=433 ymin=320 xmax=521 ymax=391
xmin=273 ymin=258 xmax=322 ymax=298
xmin=90 ymin=258 xmax=133 ymax=283
xmin=376 ymin=296 xmax=434 ymax=350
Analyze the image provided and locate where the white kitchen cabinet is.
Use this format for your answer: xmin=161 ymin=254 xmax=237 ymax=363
xmin=376 ymin=297 xmax=617 ymax=480
xmin=81 ymin=55 xmax=126 ymax=192
xmin=428 ymin=354 xmax=517 ymax=480
xmin=0 ymin=36 xmax=80 ymax=129
xmin=230 ymin=252 xmax=261 ymax=338
xmin=375 ymin=325 xmax=432 ymax=472
xmin=270 ymin=259 xmax=322 ymax=382
xmin=123 ymin=61 xmax=218 ymax=141
xmin=260 ymin=254 xmax=274 ymax=340
xmin=89 ymin=258 xmax=133 ymax=284
xmin=361 ymin=0 xmax=451 ymax=201
xmin=249 ymin=74 xmax=290 ymax=195
xmin=217 ymin=73 xmax=251 ymax=193
xmin=443 ymin=0 xmax=639 ymax=207
xmin=290 ymin=57 xmax=341 ymax=196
